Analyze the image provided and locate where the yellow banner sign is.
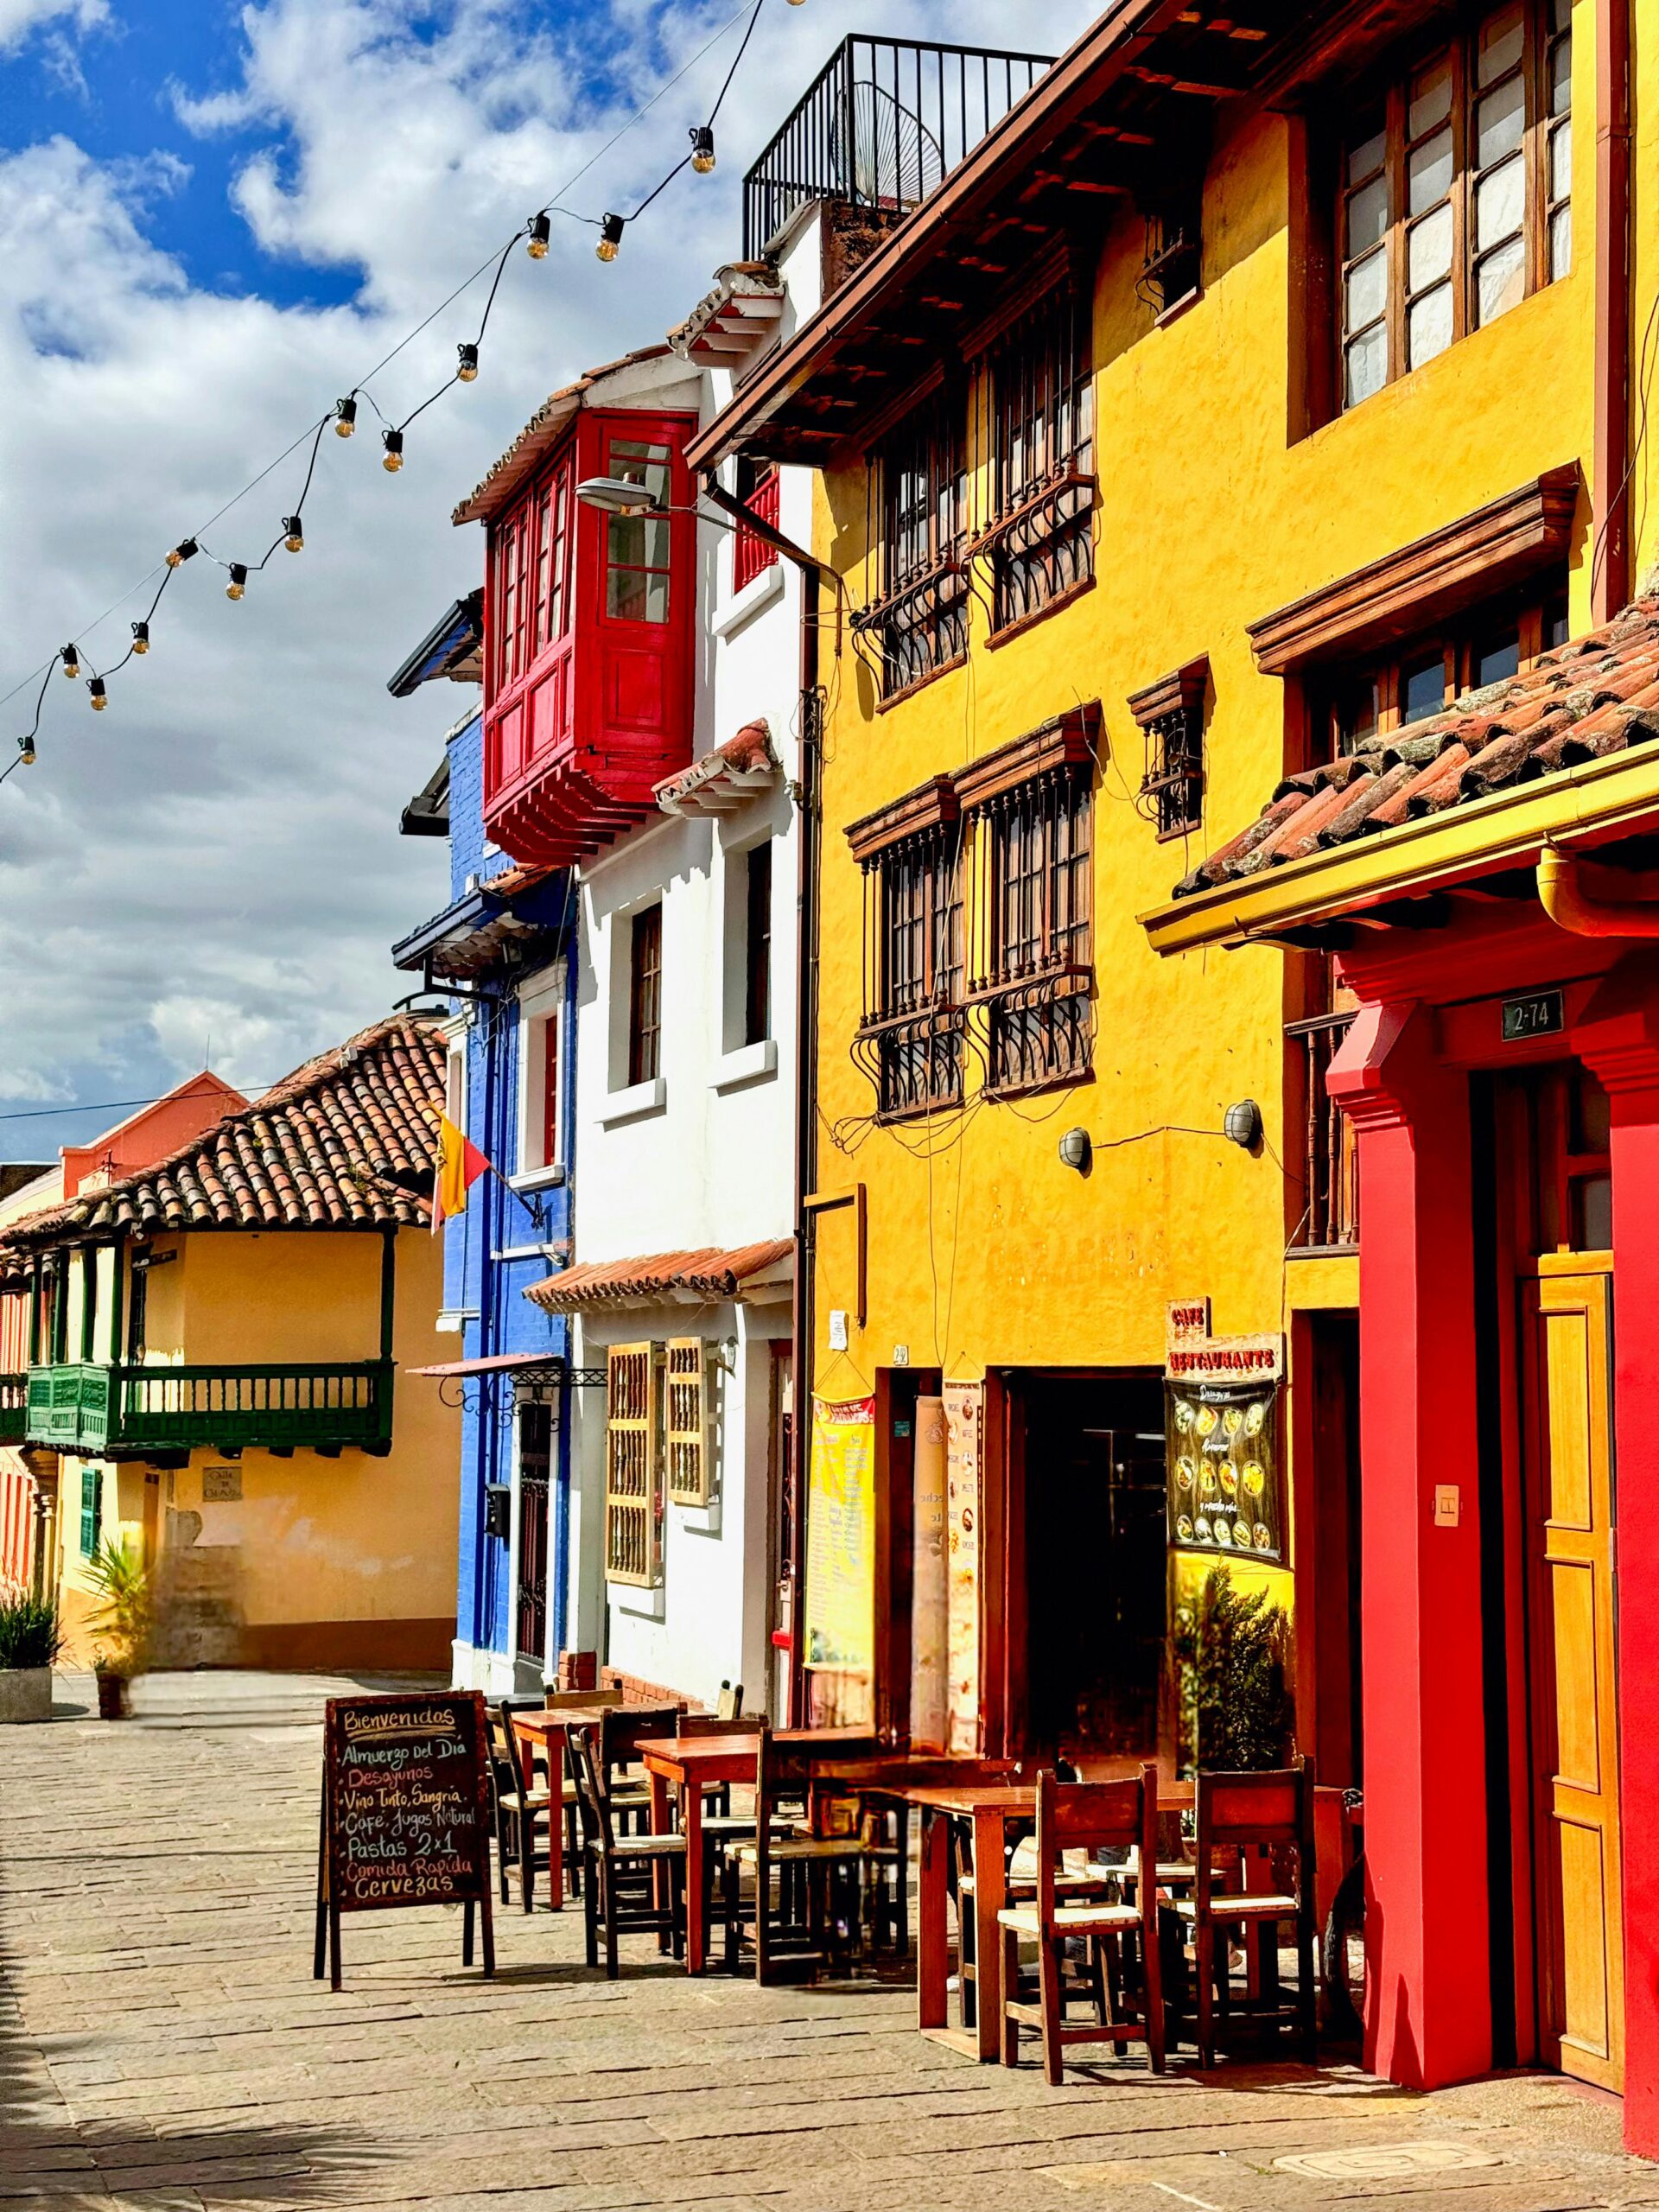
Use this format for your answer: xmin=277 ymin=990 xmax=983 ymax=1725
xmin=804 ymin=1395 xmax=874 ymax=1672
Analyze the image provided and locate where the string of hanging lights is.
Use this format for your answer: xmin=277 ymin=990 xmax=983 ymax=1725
xmin=0 ymin=0 xmax=791 ymax=785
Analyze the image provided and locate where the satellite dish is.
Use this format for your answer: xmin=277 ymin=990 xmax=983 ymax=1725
xmin=831 ymin=81 xmax=944 ymax=213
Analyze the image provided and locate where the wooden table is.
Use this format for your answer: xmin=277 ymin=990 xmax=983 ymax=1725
xmin=508 ymin=1702 xmax=621 ymax=1910
xmin=879 ymin=1767 xmax=1198 ymax=2065
xmin=641 ymin=1728 xmax=875 ymax=1974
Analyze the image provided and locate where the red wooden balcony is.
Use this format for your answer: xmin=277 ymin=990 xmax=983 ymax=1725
xmin=732 ymin=467 xmax=780 ymax=595
xmin=480 ymin=406 xmax=699 ymax=868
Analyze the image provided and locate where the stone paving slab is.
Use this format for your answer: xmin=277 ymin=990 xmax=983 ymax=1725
xmin=3 ymin=1672 xmax=1656 ymax=2211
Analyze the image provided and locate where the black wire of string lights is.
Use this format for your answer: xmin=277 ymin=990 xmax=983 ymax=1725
xmin=0 ymin=0 xmax=789 ymax=790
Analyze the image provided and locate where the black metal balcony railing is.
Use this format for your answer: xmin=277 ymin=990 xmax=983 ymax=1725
xmin=24 ymin=1362 xmax=394 ymax=1458
xmin=1287 ymin=1013 xmax=1360 ymax=1251
xmin=0 ymin=1373 xmax=24 ymax=1447
xmin=743 ymin=35 xmax=1052 ymax=258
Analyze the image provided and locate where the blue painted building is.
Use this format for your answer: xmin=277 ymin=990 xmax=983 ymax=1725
xmin=390 ymin=594 xmax=579 ymax=1694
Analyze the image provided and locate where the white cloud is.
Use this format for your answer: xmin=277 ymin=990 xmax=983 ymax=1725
xmin=0 ymin=0 xmax=1098 ymax=1147
xmin=0 ymin=0 xmax=106 ymax=54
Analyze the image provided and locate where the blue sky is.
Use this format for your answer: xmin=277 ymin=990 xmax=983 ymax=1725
xmin=0 ymin=0 xmax=1097 ymax=1165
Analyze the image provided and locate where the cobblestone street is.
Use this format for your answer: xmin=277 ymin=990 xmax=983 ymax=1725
xmin=1 ymin=1675 xmax=1655 ymax=2212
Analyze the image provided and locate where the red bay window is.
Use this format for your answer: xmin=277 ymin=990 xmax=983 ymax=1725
xmin=474 ymin=406 xmax=698 ymax=865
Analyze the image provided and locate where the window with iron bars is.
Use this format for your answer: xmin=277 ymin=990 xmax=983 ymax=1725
xmin=982 ymin=284 xmax=1095 ymax=636
xmin=1130 ymin=660 xmax=1208 ymax=842
xmin=969 ymin=765 xmax=1093 ymax=1096
xmin=855 ymin=823 xmax=965 ymax=1117
xmin=860 ymin=394 xmax=969 ymax=701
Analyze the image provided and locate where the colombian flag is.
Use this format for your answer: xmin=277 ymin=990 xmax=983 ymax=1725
xmin=432 ymin=1115 xmax=491 ymax=1232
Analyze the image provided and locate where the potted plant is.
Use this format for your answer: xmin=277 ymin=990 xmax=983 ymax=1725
xmin=85 ymin=1536 xmax=151 ymax=1721
xmin=0 ymin=1596 xmax=61 ymax=1723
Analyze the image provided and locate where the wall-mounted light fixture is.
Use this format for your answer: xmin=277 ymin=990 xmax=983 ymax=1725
xmin=1224 ymin=1099 xmax=1262 ymax=1150
xmin=1058 ymin=1127 xmax=1092 ymax=1174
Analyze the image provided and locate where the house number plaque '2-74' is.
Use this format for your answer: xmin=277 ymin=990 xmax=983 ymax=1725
xmin=1502 ymin=988 xmax=1564 ymax=1043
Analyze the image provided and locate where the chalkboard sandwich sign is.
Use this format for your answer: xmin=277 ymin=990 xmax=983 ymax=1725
xmin=314 ymin=1689 xmax=494 ymax=1991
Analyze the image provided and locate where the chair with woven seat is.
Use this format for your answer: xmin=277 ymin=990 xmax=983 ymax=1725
xmin=486 ymin=1700 xmax=555 ymax=1913
xmin=1169 ymin=1759 xmax=1317 ymax=2066
xmin=568 ymin=1725 xmax=687 ymax=1976
xmin=721 ymin=1729 xmax=878 ymax=1982
xmin=997 ymin=1764 xmax=1165 ymax=2084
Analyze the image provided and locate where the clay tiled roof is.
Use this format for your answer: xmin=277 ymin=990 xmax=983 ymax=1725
xmin=450 ymin=345 xmax=672 ymax=528
xmin=524 ymin=1239 xmax=793 ymax=1312
xmin=5 ymin=1017 xmax=447 ymax=1250
xmin=1176 ymin=596 xmax=1659 ymax=898
xmin=653 ymin=720 xmax=779 ymax=813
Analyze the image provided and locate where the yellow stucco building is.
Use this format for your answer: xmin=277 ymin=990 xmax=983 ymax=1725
xmin=3 ymin=1017 xmax=460 ymax=1670
xmin=694 ymin=0 xmax=1630 ymax=1783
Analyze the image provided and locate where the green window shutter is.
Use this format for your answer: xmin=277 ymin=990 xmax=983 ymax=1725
xmin=79 ymin=1468 xmax=101 ymax=1556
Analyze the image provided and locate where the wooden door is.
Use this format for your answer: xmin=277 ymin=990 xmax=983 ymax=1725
xmin=516 ymin=1403 xmax=552 ymax=1666
xmin=1521 ymin=1260 xmax=1622 ymax=2092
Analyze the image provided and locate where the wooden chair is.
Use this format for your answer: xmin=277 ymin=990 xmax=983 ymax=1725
xmin=721 ymin=1730 xmax=879 ymax=1982
xmin=596 ymin=1702 xmax=683 ymax=1834
xmin=1169 ymin=1759 xmax=1317 ymax=2066
xmin=997 ymin=1765 xmax=1165 ymax=2084
xmin=716 ymin=1680 xmax=744 ymax=1720
xmin=568 ymin=1726 xmax=686 ymax=1977
xmin=486 ymin=1701 xmax=555 ymax=1913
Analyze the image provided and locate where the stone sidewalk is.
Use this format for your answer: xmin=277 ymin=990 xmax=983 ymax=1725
xmin=1 ymin=1672 xmax=1655 ymax=2212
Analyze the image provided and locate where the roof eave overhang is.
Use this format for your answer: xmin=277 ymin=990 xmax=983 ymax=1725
xmin=684 ymin=0 xmax=1185 ymax=474
xmin=1141 ymin=743 xmax=1659 ymax=955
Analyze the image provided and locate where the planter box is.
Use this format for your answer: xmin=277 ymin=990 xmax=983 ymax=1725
xmin=0 ymin=1666 xmax=52 ymax=1723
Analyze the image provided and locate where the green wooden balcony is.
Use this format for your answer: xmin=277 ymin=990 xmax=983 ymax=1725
xmin=0 ymin=1373 xmax=25 ymax=1447
xmin=24 ymin=1362 xmax=394 ymax=1458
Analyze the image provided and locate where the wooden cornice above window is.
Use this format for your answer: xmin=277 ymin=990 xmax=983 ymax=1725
xmin=1128 ymin=658 xmax=1209 ymax=729
xmin=846 ymin=775 xmax=959 ymax=863
xmin=955 ymin=702 xmax=1101 ymax=812
xmin=1247 ymin=465 xmax=1581 ymax=676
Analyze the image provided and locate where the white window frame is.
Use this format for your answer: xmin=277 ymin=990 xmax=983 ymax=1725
xmin=512 ymin=964 xmax=567 ymax=1188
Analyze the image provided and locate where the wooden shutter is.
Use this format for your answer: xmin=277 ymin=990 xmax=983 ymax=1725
xmin=79 ymin=1467 xmax=101 ymax=1556
xmin=664 ymin=1339 xmax=709 ymax=1506
xmin=605 ymin=1343 xmax=659 ymax=1586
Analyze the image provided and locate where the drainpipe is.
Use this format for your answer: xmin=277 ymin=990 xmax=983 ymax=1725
xmin=1592 ymin=0 xmax=1633 ymax=623
xmin=1537 ymin=843 xmax=1659 ymax=935
xmin=701 ymin=468 xmax=825 ymax=1728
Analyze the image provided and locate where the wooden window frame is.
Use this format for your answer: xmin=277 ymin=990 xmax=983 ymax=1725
xmin=849 ymin=790 xmax=966 ymax=1122
xmin=732 ymin=457 xmax=780 ymax=596
xmin=1130 ymin=660 xmax=1210 ymax=842
xmin=605 ymin=1343 xmax=661 ymax=1586
xmin=603 ymin=435 xmax=675 ymax=626
xmin=979 ymin=281 xmax=1095 ymax=640
xmin=967 ymin=762 xmax=1095 ymax=1100
xmin=79 ymin=1466 xmax=101 ymax=1558
xmin=860 ymin=390 xmax=969 ymax=703
xmin=1335 ymin=0 xmax=1572 ymax=414
xmin=664 ymin=1338 xmax=711 ymax=1506
xmin=627 ymin=905 xmax=663 ymax=1088
xmin=490 ymin=455 xmax=572 ymax=695
xmin=1312 ymin=576 xmax=1567 ymax=760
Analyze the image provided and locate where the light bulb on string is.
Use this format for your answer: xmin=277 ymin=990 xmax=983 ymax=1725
xmin=527 ymin=213 xmax=551 ymax=259
xmin=690 ymin=126 xmax=716 ymax=175
xmin=226 ymin=563 xmax=248 ymax=601
xmin=130 ymin=622 xmax=149 ymax=655
xmin=88 ymin=677 xmax=107 ymax=711
xmin=456 ymin=344 xmax=479 ymax=383
xmin=383 ymin=429 xmax=404 ymax=474
xmin=283 ymin=515 xmax=304 ymax=552
xmin=17 ymin=737 xmax=35 ymax=767
xmin=596 ymin=213 xmax=625 ymax=263
xmin=60 ymin=644 xmax=79 ymax=679
xmin=334 ymin=396 xmax=358 ymax=437
xmin=165 ymin=538 xmax=197 ymax=569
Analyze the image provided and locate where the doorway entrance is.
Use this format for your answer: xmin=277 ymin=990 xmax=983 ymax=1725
xmin=1491 ymin=1061 xmax=1622 ymax=2093
xmin=1019 ymin=1372 xmax=1167 ymax=1759
xmin=516 ymin=1402 xmax=552 ymax=1668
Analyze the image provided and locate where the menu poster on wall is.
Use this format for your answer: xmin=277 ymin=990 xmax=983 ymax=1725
xmin=943 ymin=1381 xmax=982 ymax=1757
xmin=314 ymin=1690 xmax=493 ymax=1991
xmin=1166 ymin=1379 xmax=1283 ymax=1562
xmin=804 ymin=1395 xmax=875 ymax=1672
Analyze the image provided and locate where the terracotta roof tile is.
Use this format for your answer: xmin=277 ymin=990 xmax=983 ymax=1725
xmin=2 ymin=1016 xmax=446 ymax=1254
xmin=1178 ymin=594 xmax=1659 ymax=897
xmin=524 ymin=1239 xmax=793 ymax=1313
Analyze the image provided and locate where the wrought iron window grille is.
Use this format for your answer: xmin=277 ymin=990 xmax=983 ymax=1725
xmin=986 ymin=285 xmax=1095 ymax=636
xmin=1129 ymin=658 xmax=1209 ymax=842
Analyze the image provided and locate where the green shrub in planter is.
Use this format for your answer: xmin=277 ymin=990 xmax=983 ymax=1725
xmin=0 ymin=1597 xmax=61 ymax=1672
xmin=1172 ymin=1563 xmax=1293 ymax=1776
